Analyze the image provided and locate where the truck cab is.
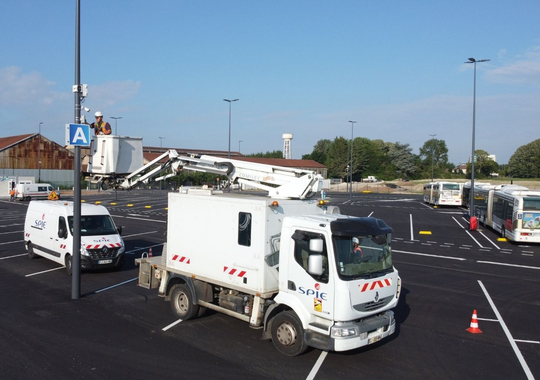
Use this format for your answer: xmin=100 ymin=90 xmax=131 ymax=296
xmin=270 ymin=215 xmax=399 ymax=354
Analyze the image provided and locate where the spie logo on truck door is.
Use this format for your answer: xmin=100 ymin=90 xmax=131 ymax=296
xmin=298 ymin=283 xmax=329 ymax=314
xmin=33 ymin=214 xmax=47 ymax=230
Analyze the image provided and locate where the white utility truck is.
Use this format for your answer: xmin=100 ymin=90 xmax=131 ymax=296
xmin=133 ymin=153 xmax=401 ymax=356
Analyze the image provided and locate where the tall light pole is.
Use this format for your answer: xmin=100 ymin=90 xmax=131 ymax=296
xmin=348 ymin=120 xmax=356 ymax=199
xmin=429 ymin=134 xmax=436 ymax=182
xmin=224 ymin=99 xmax=239 ymax=159
xmin=38 ymin=122 xmax=43 ymax=182
xmin=465 ymin=57 xmax=490 ymax=225
xmin=159 ymin=137 xmax=165 ymax=148
xmin=239 ymin=140 xmax=243 ymax=153
xmin=111 ymin=116 xmax=122 ymax=135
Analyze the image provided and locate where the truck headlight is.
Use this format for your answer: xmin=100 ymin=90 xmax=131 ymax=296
xmin=331 ymin=327 xmax=358 ymax=337
xmin=118 ymin=242 xmax=125 ymax=255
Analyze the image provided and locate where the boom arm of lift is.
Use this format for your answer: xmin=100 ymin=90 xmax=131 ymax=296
xmin=119 ymin=151 xmax=322 ymax=199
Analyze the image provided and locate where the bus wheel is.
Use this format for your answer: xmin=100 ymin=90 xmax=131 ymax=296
xmin=28 ymin=243 xmax=37 ymax=259
xmin=170 ymin=284 xmax=199 ymax=320
xmin=271 ymin=311 xmax=308 ymax=356
xmin=65 ymin=254 xmax=72 ymax=275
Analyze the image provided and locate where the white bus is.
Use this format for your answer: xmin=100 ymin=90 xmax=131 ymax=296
xmin=423 ymin=182 xmax=462 ymax=206
xmin=461 ymin=182 xmax=491 ymax=209
xmin=471 ymin=184 xmax=540 ymax=243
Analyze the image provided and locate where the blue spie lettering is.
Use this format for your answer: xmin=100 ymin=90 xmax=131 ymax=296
xmin=298 ymin=286 xmax=327 ymax=301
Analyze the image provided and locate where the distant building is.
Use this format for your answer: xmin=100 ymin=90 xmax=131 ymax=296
xmin=0 ymin=134 xmax=74 ymax=186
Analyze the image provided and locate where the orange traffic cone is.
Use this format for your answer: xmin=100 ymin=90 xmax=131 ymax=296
xmin=466 ymin=309 xmax=482 ymax=333
xmin=148 ymin=246 xmax=153 ymax=257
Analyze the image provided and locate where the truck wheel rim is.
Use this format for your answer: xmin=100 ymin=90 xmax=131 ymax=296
xmin=276 ymin=322 xmax=297 ymax=346
xmin=177 ymin=293 xmax=188 ymax=312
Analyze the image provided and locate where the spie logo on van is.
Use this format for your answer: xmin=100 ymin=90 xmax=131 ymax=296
xmin=33 ymin=214 xmax=47 ymax=230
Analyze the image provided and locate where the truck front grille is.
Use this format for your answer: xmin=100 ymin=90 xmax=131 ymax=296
xmin=87 ymin=247 xmax=119 ymax=260
xmin=354 ymin=296 xmax=393 ymax=312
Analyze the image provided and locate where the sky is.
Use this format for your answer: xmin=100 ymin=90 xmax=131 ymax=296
xmin=1 ymin=0 xmax=539 ymax=165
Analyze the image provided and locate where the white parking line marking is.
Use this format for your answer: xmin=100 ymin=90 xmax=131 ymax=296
xmin=0 ymin=239 xmax=24 ymax=246
xmin=409 ymin=214 xmax=414 ymax=241
xmin=514 ymin=339 xmax=540 ymax=345
xmin=478 ymin=281 xmax=534 ymax=380
xmin=0 ymin=253 xmax=26 ymax=260
xmin=393 ymin=249 xmax=466 ymax=261
xmin=477 ymin=261 xmax=540 ymax=270
xmin=94 ymin=277 xmax=137 ymax=293
xmin=25 ymin=266 xmax=65 ymax=277
xmin=306 ymin=350 xmax=328 ymax=380
xmin=163 ymin=319 xmax=183 ymax=331
xmin=122 ymin=231 xmax=158 ymax=238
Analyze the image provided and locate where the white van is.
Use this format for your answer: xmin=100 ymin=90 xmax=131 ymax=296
xmin=24 ymin=201 xmax=125 ymax=274
xmin=16 ymin=183 xmax=60 ymax=201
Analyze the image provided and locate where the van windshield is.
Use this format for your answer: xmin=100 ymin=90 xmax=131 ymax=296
xmin=68 ymin=215 xmax=118 ymax=236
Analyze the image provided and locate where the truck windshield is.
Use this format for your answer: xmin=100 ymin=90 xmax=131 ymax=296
xmin=68 ymin=215 xmax=118 ymax=236
xmin=332 ymin=234 xmax=393 ymax=279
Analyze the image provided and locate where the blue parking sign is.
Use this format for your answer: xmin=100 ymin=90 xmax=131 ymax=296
xmin=65 ymin=124 xmax=91 ymax=146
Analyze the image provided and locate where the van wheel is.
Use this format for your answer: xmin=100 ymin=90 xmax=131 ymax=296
xmin=65 ymin=254 xmax=72 ymax=275
xmin=271 ymin=311 xmax=308 ymax=356
xmin=170 ymin=284 xmax=199 ymax=320
xmin=28 ymin=243 xmax=37 ymax=259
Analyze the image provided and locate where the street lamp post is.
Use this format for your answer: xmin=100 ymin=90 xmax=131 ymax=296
xmin=465 ymin=57 xmax=490 ymax=226
xmin=159 ymin=137 xmax=165 ymax=148
xmin=38 ymin=122 xmax=43 ymax=182
xmin=111 ymin=116 xmax=122 ymax=135
xmin=239 ymin=140 xmax=243 ymax=153
xmin=348 ymin=120 xmax=356 ymax=199
xmin=429 ymin=134 xmax=436 ymax=182
xmin=224 ymin=99 xmax=239 ymax=159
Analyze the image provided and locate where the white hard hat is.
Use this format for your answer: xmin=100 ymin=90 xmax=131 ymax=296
xmin=352 ymin=237 xmax=359 ymax=244
xmin=95 ymin=111 xmax=103 ymax=117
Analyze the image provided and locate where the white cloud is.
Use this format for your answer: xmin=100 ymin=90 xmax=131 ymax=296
xmin=0 ymin=66 xmax=58 ymax=106
xmin=486 ymin=46 xmax=540 ymax=87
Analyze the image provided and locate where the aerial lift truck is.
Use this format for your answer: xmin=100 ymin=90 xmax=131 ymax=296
xmin=128 ymin=152 xmax=401 ymax=356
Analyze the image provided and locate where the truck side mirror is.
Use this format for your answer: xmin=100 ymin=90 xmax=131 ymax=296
xmin=309 ymin=238 xmax=323 ymax=253
xmin=308 ymin=254 xmax=324 ymax=276
xmin=58 ymin=229 xmax=67 ymax=239
xmin=117 ymin=226 xmax=123 ymax=235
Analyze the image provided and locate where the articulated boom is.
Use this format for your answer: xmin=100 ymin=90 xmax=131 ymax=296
xmin=119 ymin=151 xmax=322 ymax=199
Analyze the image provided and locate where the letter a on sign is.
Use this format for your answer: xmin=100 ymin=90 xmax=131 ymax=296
xmin=66 ymin=124 xmax=91 ymax=146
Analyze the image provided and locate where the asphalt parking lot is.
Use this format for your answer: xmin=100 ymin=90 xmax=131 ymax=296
xmin=1 ymin=190 xmax=539 ymax=379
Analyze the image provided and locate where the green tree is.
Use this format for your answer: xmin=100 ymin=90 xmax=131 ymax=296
xmin=508 ymin=139 xmax=540 ymax=178
xmin=388 ymin=142 xmax=418 ymax=178
xmin=419 ymin=138 xmax=449 ymax=179
xmin=326 ymin=137 xmax=350 ymax=179
xmin=302 ymin=139 xmax=332 ymax=165
xmin=466 ymin=149 xmax=499 ymax=178
xmin=246 ymin=150 xmax=283 ymax=158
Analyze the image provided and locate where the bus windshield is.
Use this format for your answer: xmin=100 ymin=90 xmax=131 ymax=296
xmin=68 ymin=215 xmax=118 ymax=236
xmin=332 ymin=234 xmax=393 ymax=280
xmin=442 ymin=183 xmax=460 ymax=191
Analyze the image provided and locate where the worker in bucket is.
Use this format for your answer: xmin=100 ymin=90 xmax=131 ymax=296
xmin=92 ymin=111 xmax=112 ymax=135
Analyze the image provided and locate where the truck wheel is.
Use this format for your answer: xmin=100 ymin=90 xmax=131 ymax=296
xmin=271 ymin=311 xmax=308 ymax=356
xmin=170 ymin=284 xmax=199 ymax=320
xmin=65 ymin=254 xmax=72 ymax=275
xmin=28 ymin=243 xmax=37 ymax=259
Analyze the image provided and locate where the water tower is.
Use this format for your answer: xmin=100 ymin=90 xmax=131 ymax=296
xmin=282 ymin=133 xmax=293 ymax=159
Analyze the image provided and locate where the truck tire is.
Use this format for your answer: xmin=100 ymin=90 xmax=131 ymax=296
xmin=28 ymin=243 xmax=37 ymax=259
xmin=65 ymin=254 xmax=72 ymax=275
xmin=170 ymin=284 xmax=200 ymax=320
xmin=271 ymin=311 xmax=308 ymax=356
